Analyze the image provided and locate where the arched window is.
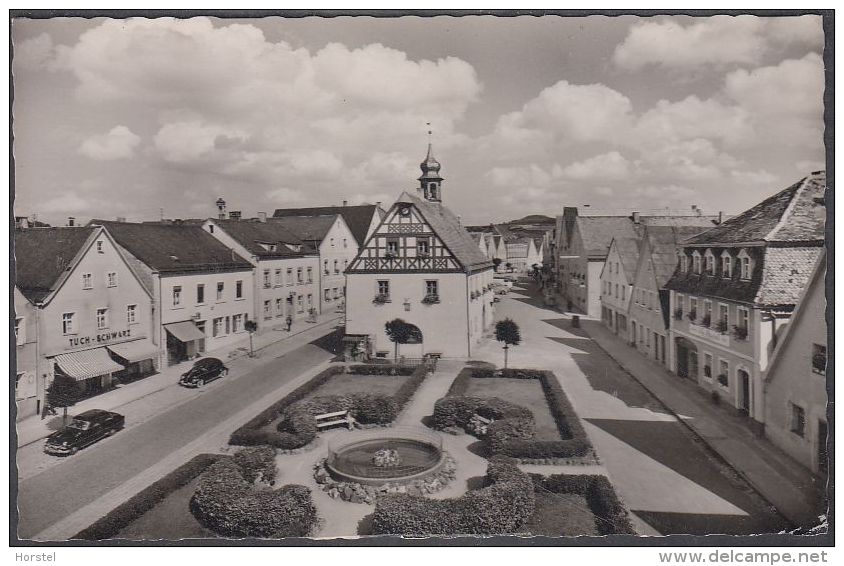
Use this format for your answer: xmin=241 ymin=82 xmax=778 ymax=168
xmin=738 ymin=249 xmax=752 ymax=280
xmin=692 ymin=250 xmax=702 ymax=274
xmin=704 ymin=250 xmax=715 ymax=275
xmin=678 ymin=252 xmax=688 ymax=273
xmin=721 ymin=250 xmax=733 ymax=278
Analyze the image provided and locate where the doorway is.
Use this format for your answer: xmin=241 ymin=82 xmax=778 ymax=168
xmin=817 ymin=420 xmax=828 ymax=475
xmin=738 ymin=369 xmax=750 ymax=415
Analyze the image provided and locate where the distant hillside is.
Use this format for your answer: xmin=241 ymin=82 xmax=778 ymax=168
xmin=507 ymin=214 xmax=555 ymax=226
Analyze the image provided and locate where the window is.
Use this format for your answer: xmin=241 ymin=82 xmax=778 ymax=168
xmin=718 ymin=360 xmax=729 ymax=387
xmin=343 ymin=259 xmax=348 ymax=271
xmin=287 ymin=268 xmax=294 ymax=285
xmin=621 ymin=286 xmax=626 ymax=301
xmin=236 ymin=280 xmax=243 ymax=299
xmin=297 ymin=295 xmax=304 ymax=313
xmin=324 ymin=288 xmax=331 ymax=301
xmin=307 ymin=294 xmax=313 ymax=308
xmin=209 ymin=225 xmax=214 ymax=234
xmin=216 ymin=282 xmax=224 ymax=301
xmin=197 ymin=284 xmax=205 ymax=304
xmin=233 ymin=314 xmax=243 ymax=332
xmin=82 ymin=273 xmax=93 ymax=290
xmin=679 ymin=253 xmax=688 ymax=273
xmin=324 ymin=260 xmax=329 ymax=275
xmin=263 ymin=269 xmax=271 ymax=288
xmin=276 ymin=298 xmax=283 ymax=315
xmin=297 ymin=268 xmax=303 ymax=284
xmin=790 ymin=403 xmax=806 ymax=437
xmin=333 ymin=288 xmax=339 ymax=299
xmin=107 ymin=272 xmax=118 ymax=287
xmin=718 ymin=304 xmax=729 ymax=331
xmin=704 ymin=251 xmax=715 ymax=275
xmin=307 ymin=267 xmax=313 ymax=283
xmin=213 ymin=317 xmax=223 ymax=337
xmin=330 ymin=238 xmax=335 ymax=247
xmin=812 ymin=343 xmax=827 ymax=375
xmin=62 ymin=312 xmax=75 ymax=335
xmin=739 ymin=250 xmax=752 ymax=280
xmin=386 ymin=239 xmax=399 ymax=255
xmin=96 ymin=241 xmax=104 ymax=253
xmin=703 ymin=353 xmax=713 ymax=379
xmin=692 ymin=251 xmax=702 ymax=274
xmin=173 ymin=286 xmax=182 ymax=307
xmin=126 ymin=304 xmax=137 ymax=325
xmin=333 ymin=259 xmax=339 ymax=274
xmin=689 ymin=297 xmax=698 ymax=320
xmin=263 ymin=300 xmax=272 ymax=319
xmin=274 ymin=269 xmax=282 ymax=286
xmin=96 ymin=308 xmax=109 ymax=330
xmin=426 ymin=280 xmax=439 ymax=297
xmin=675 ymin=294 xmax=684 ymax=318
xmin=377 ymin=280 xmax=390 ymax=297
xmin=417 ymin=238 xmax=430 ymax=255
xmin=343 ymin=238 xmax=348 ymax=248
xmin=15 ymin=317 xmax=25 ymax=346
xmin=721 ymin=252 xmax=733 ymax=278
xmin=703 ymin=300 xmax=712 ymax=326
xmin=225 ymin=316 xmax=230 ymax=334
xmin=737 ymin=308 xmax=749 ymax=339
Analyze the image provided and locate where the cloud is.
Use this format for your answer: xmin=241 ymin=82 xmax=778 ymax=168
xmin=613 ymin=15 xmax=822 ymax=71
xmin=14 ymin=32 xmax=56 ymax=70
xmin=562 ymin=151 xmax=631 ymax=180
xmin=730 ymin=169 xmax=778 ymax=186
xmin=153 ymin=121 xmax=246 ymax=163
xmin=78 ymin=125 xmax=141 ymax=160
xmin=795 ymin=159 xmax=825 ymax=173
xmin=266 ymin=187 xmax=307 ymax=204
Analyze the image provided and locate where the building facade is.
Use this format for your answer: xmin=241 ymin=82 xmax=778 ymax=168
xmin=14 ymin=287 xmax=39 ymax=419
xmin=763 ymin=253 xmax=828 ymax=476
xmin=666 ymin=172 xmax=826 ymax=422
xmin=272 ymin=203 xmax=385 ymax=250
xmin=599 ymin=237 xmax=636 ymax=341
xmin=345 ymin=146 xmax=495 ymax=359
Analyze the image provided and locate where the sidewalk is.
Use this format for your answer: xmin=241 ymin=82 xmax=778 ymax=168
xmin=16 ymin=310 xmax=342 ymax=449
xmin=581 ymin=318 xmax=826 ymax=528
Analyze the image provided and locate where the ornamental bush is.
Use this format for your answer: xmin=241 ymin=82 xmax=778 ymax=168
xmin=232 ymin=445 xmax=278 ymax=485
xmin=190 ymin=454 xmax=318 ymax=538
xmin=530 ymin=473 xmax=635 ymax=535
xmin=371 ymin=456 xmax=534 ymax=536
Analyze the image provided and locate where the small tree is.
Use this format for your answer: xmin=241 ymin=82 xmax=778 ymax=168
xmin=46 ymin=374 xmax=82 ymax=428
xmin=385 ymin=318 xmax=420 ymax=362
xmin=245 ymin=320 xmax=258 ymax=357
xmin=492 ymin=258 xmax=502 ymax=271
xmin=495 ymin=318 xmax=521 ymax=369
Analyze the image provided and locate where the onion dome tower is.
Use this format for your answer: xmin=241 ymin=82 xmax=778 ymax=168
xmin=418 ymin=143 xmax=444 ymax=203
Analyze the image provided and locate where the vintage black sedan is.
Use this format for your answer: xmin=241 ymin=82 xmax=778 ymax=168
xmin=44 ymin=409 xmax=125 ymax=456
xmin=178 ymin=357 xmax=229 ymax=388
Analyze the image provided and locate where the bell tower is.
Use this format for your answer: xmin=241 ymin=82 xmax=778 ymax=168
xmin=418 ymin=126 xmax=443 ymax=202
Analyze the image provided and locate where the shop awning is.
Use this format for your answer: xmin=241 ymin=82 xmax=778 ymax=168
xmin=107 ymin=340 xmax=159 ymax=364
xmin=164 ymin=321 xmax=205 ymax=343
xmin=54 ymin=348 xmax=125 ymax=381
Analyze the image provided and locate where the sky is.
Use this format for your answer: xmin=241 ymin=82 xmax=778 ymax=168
xmin=11 ymin=14 xmax=826 ymax=226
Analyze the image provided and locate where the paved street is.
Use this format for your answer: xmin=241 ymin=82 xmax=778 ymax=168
xmin=16 ymin=322 xmax=344 ymax=540
xmin=474 ymin=278 xmax=789 ymax=535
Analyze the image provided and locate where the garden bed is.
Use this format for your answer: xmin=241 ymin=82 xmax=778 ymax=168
xmin=230 ymin=363 xmax=430 ymax=450
xmin=433 ymin=367 xmax=595 ymax=463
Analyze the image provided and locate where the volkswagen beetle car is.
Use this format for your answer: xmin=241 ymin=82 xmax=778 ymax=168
xmin=178 ymin=357 xmax=229 ymax=388
xmin=44 ymin=409 xmax=125 ymax=456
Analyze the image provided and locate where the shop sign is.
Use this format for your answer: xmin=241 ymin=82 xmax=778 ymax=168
xmin=67 ymin=328 xmax=132 ymax=349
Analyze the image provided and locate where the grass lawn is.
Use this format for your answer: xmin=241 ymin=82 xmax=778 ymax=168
xmin=304 ymin=372 xmax=411 ymax=399
xmin=523 ymin=491 xmax=598 ymax=536
xmin=115 ymin=476 xmax=217 ymax=540
xmin=464 ymin=378 xmax=561 ymax=440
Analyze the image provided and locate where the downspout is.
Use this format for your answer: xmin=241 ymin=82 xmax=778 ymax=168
xmin=465 ymin=269 xmax=471 ymax=358
xmin=35 ymin=302 xmax=42 ymax=416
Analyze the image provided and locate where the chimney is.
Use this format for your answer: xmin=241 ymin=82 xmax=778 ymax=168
xmin=631 ymin=211 xmax=640 ymax=224
xmin=376 ymin=201 xmax=382 ymax=209
xmin=718 ymin=211 xmax=724 ymax=224
xmin=67 ymin=217 xmax=75 ymax=227
xmin=229 ymin=211 xmax=242 ymax=221
xmin=457 ymin=215 xmax=462 ymax=226
xmin=116 ymin=216 xmax=127 ymax=223
xmin=257 ymin=211 xmax=267 ymax=223
xmin=342 ymin=200 xmax=348 ymax=207
xmin=215 ymin=197 xmax=227 ymax=220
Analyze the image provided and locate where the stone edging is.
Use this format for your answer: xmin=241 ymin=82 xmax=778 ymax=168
xmin=312 ymin=452 xmax=457 ymax=505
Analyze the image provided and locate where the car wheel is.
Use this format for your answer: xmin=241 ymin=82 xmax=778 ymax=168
xmin=69 ymin=447 xmax=79 ymax=456
xmin=199 ymin=379 xmax=205 ymax=386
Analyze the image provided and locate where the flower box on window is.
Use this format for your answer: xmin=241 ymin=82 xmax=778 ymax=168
xmin=701 ymin=314 xmax=712 ymax=328
xmin=715 ymin=319 xmax=729 ymax=334
xmin=717 ymin=373 xmax=728 ymax=387
xmin=384 ymin=251 xmax=397 ymax=259
xmin=732 ymin=325 xmax=748 ymax=340
xmin=372 ymin=294 xmax=390 ymax=305
xmin=421 ymin=294 xmax=440 ymax=305
xmin=703 ymin=365 xmax=712 ymax=378
xmin=686 ymin=309 xmax=697 ymax=322
xmin=812 ymin=352 xmax=826 ymax=374
xmin=674 ymin=308 xmax=684 ymax=320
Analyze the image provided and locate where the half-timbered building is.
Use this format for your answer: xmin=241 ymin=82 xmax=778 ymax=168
xmin=344 ymin=145 xmax=495 ymax=359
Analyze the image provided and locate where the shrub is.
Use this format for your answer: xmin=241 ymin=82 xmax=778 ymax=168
xmin=530 ymin=474 xmax=635 ymax=535
xmin=73 ymin=454 xmax=222 ymax=540
xmin=392 ymin=364 xmax=430 ymax=409
xmin=232 ymin=445 xmax=277 ymax=485
xmin=191 ymin=457 xmax=318 ymax=538
xmin=372 ymin=456 xmax=534 ymax=535
xmin=347 ymin=364 xmax=415 ymax=376
xmin=486 ymin=418 xmax=535 ymax=453
xmin=348 ymin=393 xmax=399 ymax=424
xmin=432 ymin=396 xmax=485 ymax=429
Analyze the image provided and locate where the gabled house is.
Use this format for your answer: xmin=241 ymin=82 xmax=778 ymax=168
xmin=763 ymin=251 xmax=828 ymax=476
xmin=202 ymin=218 xmax=321 ymax=327
xmin=14 ymin=286 xmax=39 ymax=419
xmin=92 ymin=221 xmax=254 ymax=366
xmin=666 ymin=172 xmax=826 ymax=423
xmin=345 ymin=145 xmax=495 ymax=359
xmin=15 ymin=226 xmax=156 ymax=416
xmin=599 ymin=235 xmax=640 ymax=340
xmin=269 ymin=214 xmax=357 ymax=312
xmin=272 ymin=203 xmax=384 ymax=250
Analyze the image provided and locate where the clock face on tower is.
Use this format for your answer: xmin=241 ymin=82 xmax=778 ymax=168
xmin=399 ymin=205 xmax=411 ymax=217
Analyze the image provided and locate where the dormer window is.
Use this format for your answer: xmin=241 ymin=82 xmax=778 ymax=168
xmin=692 ymin=251 xmax=702 ymax=274
xmin=678 ymin=253 xmax=688 ymax=273
xmin=738 ymin=249 xmax=752 ymax=280
xmin=704 ymin=250 xmax=715 ymax=275
xmin=721 ymin=251 xmax=733 ymax=278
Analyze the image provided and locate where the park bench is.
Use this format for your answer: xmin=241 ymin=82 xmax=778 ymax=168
xmin=315 ymin=410 xmax=356 ymax=431
xmin=475 ymin=414 xmax=493 ymax=426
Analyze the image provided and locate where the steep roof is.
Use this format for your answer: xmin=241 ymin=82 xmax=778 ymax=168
xmin=396 ymin=192 xmax=493 ymax=271
xmin=211 ymin=219 xmax=307 ymax=258
xmin=755 ymin=246 xmax=825 ymax=306
xmin=577 ymin=214 xmax=721 ymax=259
xmin=613 ymin=235 xmax=644 ymax=281
xmin=14 ymin=226 xmax=98 ymax=303
xmin=645 ymin=225 xmax=714 ymax=287
xmin=272 ymin=204 xmax=380 ymax=246
xmin=91 ymin=221 xmax=252 ymax=273
xmin=685 ymin=172 xmax=826 ymax=246
xmin=269 ymin=215 xmax=339 ymax=243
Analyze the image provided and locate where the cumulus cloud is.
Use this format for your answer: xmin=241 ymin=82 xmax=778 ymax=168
xmin=78 ymin=125 xmax=141 ymax=160
xmin=153 ymin=121 xmax=244 ymax=163
xmin=563 ymin=152 xmax=631 ymax=180
xmin=613 ymin=15 xmax=823 ymax=71
xmin=14 ymin=32 xmax=56 ymax=70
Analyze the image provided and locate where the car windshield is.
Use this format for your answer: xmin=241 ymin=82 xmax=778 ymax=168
xmin=68 ymin=420 xmax=91 ymax=430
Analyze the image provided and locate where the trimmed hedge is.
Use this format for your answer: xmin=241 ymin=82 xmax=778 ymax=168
xmin=372 ymin=456 xmax=535 ymax=535
xmin=232 ymin=445 xmax=278 ymax=485
xmin=530 ymin=474 xmax=635 ymax=535
xmin=433 ymin=367 xmax=593 ymax=460
xmin=73 ymin=453 xmax=223 ymax=540
xmin=231 ymin=363 xmax=431 ymax=450
xmin=190 ymin=451 xmax=318 ymax=538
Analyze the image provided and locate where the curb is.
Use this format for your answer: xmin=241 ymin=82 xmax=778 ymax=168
xmin=581 ymin=323 xmax=796 ymax=529
xmin=17 ymin=315 xmax=343 ymax=450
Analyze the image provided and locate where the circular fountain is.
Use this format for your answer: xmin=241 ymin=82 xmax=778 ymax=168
xmin=324 ymin=426 xmax=447 ymax=487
